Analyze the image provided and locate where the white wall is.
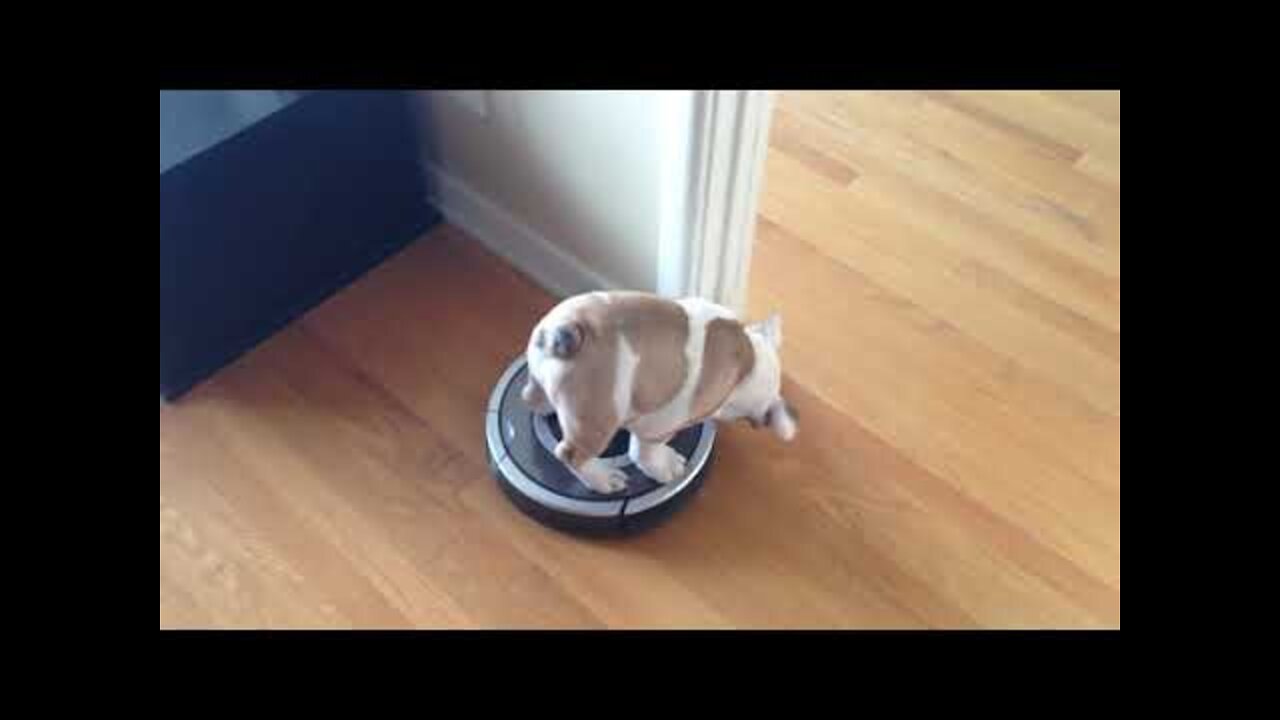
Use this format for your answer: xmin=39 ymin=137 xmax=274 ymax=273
xmin=415 ymin=91 xmax=682 ymax=296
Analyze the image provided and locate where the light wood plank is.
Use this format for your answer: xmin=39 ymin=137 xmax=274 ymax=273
xmin=161 ymin=90 xmax=1120 ymax=627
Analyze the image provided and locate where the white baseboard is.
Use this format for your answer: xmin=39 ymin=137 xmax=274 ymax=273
xmin=425 ymin=163 xmax=620 ymax=298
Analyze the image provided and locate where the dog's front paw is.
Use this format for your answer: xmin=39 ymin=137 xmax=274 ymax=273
xmin=639 ymin=444 xmax=688 ymax=485
xmin=577 ymin=459 xmax=629 ymax=495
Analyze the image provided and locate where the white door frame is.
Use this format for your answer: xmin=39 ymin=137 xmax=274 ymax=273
xmin=657 ymin=90 xmax=776 ymax=315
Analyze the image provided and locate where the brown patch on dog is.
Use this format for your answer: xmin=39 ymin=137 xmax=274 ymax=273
xmin=536 ymin=293 xmax=694 ymax=462
xmin=550 ymin=292 xmax=689 ymax=425
xmin=611 ymin=294 xmax=689 ymax=415
xmin=688 ymin=317 xmax=755 ymax=423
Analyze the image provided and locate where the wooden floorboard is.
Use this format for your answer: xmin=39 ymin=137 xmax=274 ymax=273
xmin=160 ymin=91 xmax=1120 ymax=628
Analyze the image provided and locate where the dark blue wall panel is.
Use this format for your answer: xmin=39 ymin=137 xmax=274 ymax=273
xmin=160 ymin=90 xmax=440 ymax=400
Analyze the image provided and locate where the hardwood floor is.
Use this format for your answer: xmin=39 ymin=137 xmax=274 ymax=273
xmin=747 ymin=91 xmax=1119 ymax=626
xmin=160 ymin=90 xmax=1119 ymax=628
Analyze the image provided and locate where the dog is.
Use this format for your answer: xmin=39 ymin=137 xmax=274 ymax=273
xmin=522 ymin=291 xmax=797 ymax=494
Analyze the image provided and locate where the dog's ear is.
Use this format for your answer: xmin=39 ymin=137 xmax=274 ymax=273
xmin=751 ymin=313 xmax=783 ymax=349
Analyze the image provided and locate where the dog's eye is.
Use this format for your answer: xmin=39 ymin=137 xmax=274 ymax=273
xmin=549 ymin=324 xmax=582 ymax=358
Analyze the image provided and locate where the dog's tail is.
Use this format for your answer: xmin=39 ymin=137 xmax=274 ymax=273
xmin=766 ymin=398 xmax=798 ymax=442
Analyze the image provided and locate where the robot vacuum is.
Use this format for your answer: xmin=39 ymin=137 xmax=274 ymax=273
xmin=485 ymin=355 xmax=716 ymax=536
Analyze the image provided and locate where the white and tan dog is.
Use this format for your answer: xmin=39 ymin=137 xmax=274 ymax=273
xmin=523 ymin=291 xmax=797 ymax=494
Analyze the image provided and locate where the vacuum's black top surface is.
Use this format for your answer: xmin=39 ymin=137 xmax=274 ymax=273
xmin=486 ymin=356 xmax=715 ymax=522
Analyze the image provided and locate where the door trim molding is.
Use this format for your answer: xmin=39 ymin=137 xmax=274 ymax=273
xmin=658 ymin=90 xmax=775 ymax=315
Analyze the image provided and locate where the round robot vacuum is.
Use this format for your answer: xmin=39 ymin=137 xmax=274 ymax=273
xmin=485 ymin=355 xmax=716 ymax=536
